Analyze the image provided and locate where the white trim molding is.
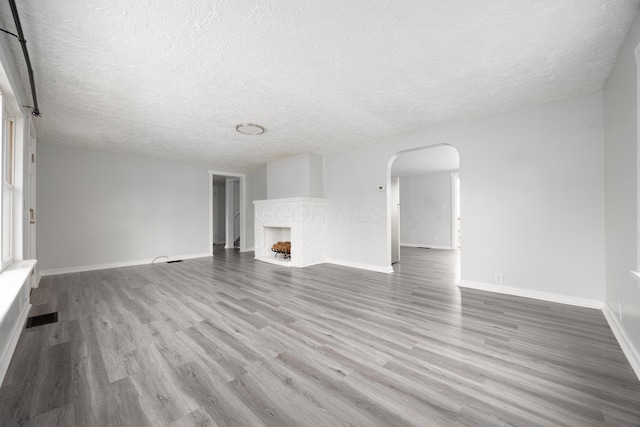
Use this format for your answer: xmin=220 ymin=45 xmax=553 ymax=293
xmin=40 ymin=253 xmax=211 ymax=277
xmin=0 ymin=260 xmax=37 ymax=384
xmin=326 ymin=258 xmax=394 ymax=274
xmin=400 ymin=243 xmax=454 ymax=250
xmin=603 ymin=303 xmax=640 ymax=381
xmin=450 ymin=171 xmax=460 ymax=250
xmin=458 ymin=280 xmax=604 ymax=309
xmin=0 ymin=298 xmax=29 ymax=385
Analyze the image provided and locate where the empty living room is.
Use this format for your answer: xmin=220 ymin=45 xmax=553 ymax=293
xmin=0 ymin=1 xmax=640 ymax=425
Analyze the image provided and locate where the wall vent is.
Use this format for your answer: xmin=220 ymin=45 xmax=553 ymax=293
xmin=26 ymin=312 xmax=58 ymax=328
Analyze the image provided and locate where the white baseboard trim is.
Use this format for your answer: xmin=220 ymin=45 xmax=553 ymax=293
xmin=240 ymin=247 xmax=255 ymax=253
xmin=458 ymin=280 xmax=604 ymax=310
xmin=40 ymin=252 xmax=212 ymax=277
xmin=400 ymin=243 xmax=454 ymax=250
xmin=603 ymin=303 xmax=640 ymax=381
xmin=326 ymin=258 xmax=394 ymax=274
xmin=0 ymin=301 xmax=30 ymax=385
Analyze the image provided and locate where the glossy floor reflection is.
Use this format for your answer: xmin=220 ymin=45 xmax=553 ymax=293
xmin=1 ymin=247 xmax=638 ymax=426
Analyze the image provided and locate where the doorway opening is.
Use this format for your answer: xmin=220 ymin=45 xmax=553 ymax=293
xmin=388 ymin=145 xmax=460 ymax=269
xmin=452 ymin=172 xmax=461 ymax=249
xmin=208 ymin=170 xmax=246 ymax=254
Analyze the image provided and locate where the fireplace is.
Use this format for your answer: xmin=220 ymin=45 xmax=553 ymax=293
xmin=254 ymin=197 xmax=327 ymax=267
xmin=265 ymin=227 xmax=291 ymax=261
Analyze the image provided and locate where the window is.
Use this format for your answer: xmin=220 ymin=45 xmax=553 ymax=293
xmin=1 ymin=96 xmax=15 ymax=269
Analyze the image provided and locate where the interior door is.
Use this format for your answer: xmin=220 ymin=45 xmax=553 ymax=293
xmin=391 ymin=176 xmax=400 ymax=263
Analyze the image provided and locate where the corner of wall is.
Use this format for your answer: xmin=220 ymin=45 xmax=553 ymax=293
xmin=602 ymin=302 xmax=640 ymax=381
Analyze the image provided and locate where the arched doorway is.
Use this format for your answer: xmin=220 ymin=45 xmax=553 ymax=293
xmin=387 ymin=145 xmax=460 ymax=267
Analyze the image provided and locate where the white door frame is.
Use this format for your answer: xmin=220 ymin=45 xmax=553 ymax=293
xmin=390 ymin=176 xmax=400 ymax=263
xmin=225 ymin=178 xmax=238 ymax=248
xmin=208 ymin=170 xmax=246 ymax=254
xmin=212 ymin=184 xmax=218 ymax=244
xmin=451 ymin=171 xmax=460 ymax=249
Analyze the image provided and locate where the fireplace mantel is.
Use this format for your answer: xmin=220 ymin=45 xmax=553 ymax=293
xmin=254 ymin=197 xmax=327 ymax=267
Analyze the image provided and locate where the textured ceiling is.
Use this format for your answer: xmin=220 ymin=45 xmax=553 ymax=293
xmin=391 ymin=145 xmax=459 ymax=176
xmin=0 ymin=0 xmax=637 ymax=172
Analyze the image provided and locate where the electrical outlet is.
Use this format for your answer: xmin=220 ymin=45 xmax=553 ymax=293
xmin=138 ymin=252 xmax=145 ymax=260
xmin=377 ymin=185 xmax=385 ymax=192
xmin=434 ymin=235 xmax=438 ymax=241
xmin=494 ymin=273 xmax=503 ymax=285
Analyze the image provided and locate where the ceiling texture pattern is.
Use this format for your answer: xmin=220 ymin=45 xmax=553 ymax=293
xmin=0 ymin=0 xmax=637 ymax=171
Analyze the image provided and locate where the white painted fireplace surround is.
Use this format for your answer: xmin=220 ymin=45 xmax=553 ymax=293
xmin=254 ymin=197 xmax=328 ymax=267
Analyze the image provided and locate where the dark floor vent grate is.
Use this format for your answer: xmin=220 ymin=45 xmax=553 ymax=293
xmin=167 ymin=260 xmax=184 ymax=264
xmin=26 ymin=312 xmax=58 ymax=328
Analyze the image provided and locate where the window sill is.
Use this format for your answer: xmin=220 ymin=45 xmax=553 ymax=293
xmin=0 ymin=259 xmax=36 ymax=323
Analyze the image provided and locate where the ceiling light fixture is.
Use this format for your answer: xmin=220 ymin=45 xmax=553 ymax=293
xmin=236 ymin=123 xmax=265 ymax=135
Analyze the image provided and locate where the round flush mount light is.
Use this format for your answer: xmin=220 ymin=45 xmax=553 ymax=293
xmin=236 ymin=123 xmax=265 ymax=135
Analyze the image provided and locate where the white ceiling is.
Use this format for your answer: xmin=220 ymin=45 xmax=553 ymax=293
xmin=391 ymin=145 xmax=459 ymax=176
xmin=1 ymin=1 xmax=637 ymax=172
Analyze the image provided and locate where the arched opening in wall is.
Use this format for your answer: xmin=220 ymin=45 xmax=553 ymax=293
xmin=387 ymin=145 xmax=460 ymax=272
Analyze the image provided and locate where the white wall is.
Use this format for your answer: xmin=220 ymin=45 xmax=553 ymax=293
xmin=603 ymin=12 xmax=640 ymax=372
xmin=309 ymin=153 xmax=324 ymax=198
xmin=267 ymin=152 xmax=324 ymax=199
xmin=399 ymin=172 xmax=454 ymax=248
xmin=324 ymin=92 xmax=606 ymax=302
xmin=37 ymin=143 xmax=211 ymax=272
xmin=245 ymin=166 xmax=267 ymax=250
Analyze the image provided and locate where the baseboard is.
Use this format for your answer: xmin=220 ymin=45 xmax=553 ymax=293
xmin=240 ymin=247 xmax=255 ymax=253
xmin=0 ymin=301 xmax=30 ymax=385
xmin=326 ymin=258 xmax=394 ymax=274
xmin=400 ymin=243 xmax=454 ymax=250
xmin=603 ymin=303 xmax=640 ymax=381
xmin=458 ymin=280 xmax=604 ymax=309
xmin=40 ymin=252 xmax=212 ymax=277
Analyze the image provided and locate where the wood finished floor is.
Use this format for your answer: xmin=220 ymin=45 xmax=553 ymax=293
xmin=1 ymin=247 xmax=639 ymax=426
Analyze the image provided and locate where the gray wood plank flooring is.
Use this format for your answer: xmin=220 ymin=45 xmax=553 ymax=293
xmin=1 ymin=247 xmax=639 ymax=426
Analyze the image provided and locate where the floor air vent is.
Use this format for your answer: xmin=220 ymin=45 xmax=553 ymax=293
xmin=26 ymin=312 xmax=58 ymax=328
xmin=167 ymin=260 xmax=184 ymax=264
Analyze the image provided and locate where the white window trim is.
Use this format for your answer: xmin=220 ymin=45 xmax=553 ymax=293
xmin=0 ymin=99 xmax=25 ymax=273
